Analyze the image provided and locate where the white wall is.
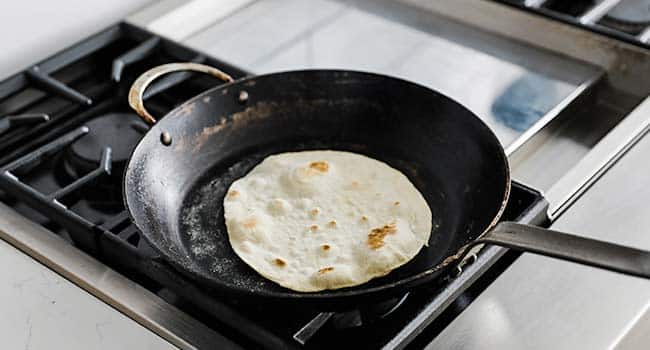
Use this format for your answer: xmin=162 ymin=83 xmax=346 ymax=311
xmin=0 ymin=0 xmax=153 ymax=79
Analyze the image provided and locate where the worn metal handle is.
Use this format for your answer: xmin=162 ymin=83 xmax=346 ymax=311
xmin=477 ymin=222 xmax=650 ymax=279
xmin=128 ymin=62 xmax=234 ymax=125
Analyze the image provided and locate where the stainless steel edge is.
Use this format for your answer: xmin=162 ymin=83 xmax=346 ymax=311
xmin=523 ymin=0 xmax=548 ymax=8
xmin=382 ymin=198 xmax=549 ymax=350
xmin=126 ymin=0 xmax=188 ymax=25
xmin=546 ymin=96 xmax=650 ymax=220
xmin=0 ymin=203 xmax=240 ymax=350
xmin=638 ymin=27 xmax=650 ymax=44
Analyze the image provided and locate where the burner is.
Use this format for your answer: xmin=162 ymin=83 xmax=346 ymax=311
xmin=544 ymin=0 xmax=598 ymax=17
xmin=56 ymin=113 xmax=147 ymax=212
xmin=65 ymin=113 xmax=147 ymax=178
xmin=602 ymin=0 xmax=650 ymax=33
xmin=292 ymin=293 xmax=411 ymax=345
xmin=331 ymin=293 xmax=410 ymax=329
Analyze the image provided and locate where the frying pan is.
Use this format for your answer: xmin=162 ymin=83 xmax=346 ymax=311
xmin=124 ymin=63 xmax=650 ymax=308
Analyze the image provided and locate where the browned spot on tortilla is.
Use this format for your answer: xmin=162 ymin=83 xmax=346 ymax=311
xmin=351 ymin=181 xmax=360 ymax=188
xmin=367 ymin=222 xmax=397 ymax=250
xmin=321 ymin=244 xmax=330 ymax=251
xmin=394 ymin=201 xmax=400 ymax=206
xmin=310 ymin=208 xmax=320 ymax=216
xmin=318 ymin=266 xmax=334 ymax=274
xmin=274 ymin=258 xmax=286 ymax=267
xmin=192 ymin=117 xmax=227 ymax=153
xmin=310 ymin=224 xmax=319 ymax=232
xmin=327 ymin=220 xmax=337 ymax=227
xmin=309 ymin=161 xmax=329 ymax=172
xmin=227 ymin=190 xmax=239 ymax=198
xmin=361 ymin=216 xmax=368 ymax=221
xmin=242 ymin=217 xmax=257 ymax=229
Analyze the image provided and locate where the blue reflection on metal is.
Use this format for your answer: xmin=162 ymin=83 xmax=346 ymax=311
xmin=491 ymin=73 xmax=561 ymax=132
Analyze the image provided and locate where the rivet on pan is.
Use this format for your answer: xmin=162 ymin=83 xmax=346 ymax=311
xmin=238 ymin=90 xmax=249 ymax=104
xmin=451 ymin=265 xmax=463 ymax=278
xmin=160 ymin=131 xmax=172 ymax=146
xmin=467 ymin=254 xmax=478 ymax=265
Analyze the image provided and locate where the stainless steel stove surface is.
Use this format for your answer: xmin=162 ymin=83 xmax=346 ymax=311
xmin=1 ymin=1 xmax=650 ymax=349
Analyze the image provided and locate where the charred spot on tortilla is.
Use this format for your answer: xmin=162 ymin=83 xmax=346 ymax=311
xmin=367 ymin=222 xmax=398 ymax=250
xmin=309 ymin=161 xmax=329 ymax=172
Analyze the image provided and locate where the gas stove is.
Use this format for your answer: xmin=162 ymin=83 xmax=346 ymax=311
xmin=1 ymin=1 xmax=650 ymax=349
xmin=0 ymin=21 xmax=546 ymax=349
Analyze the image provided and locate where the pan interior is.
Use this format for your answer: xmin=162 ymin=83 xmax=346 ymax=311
xmin=179 ymin=140 xmax=452 ymax=295
xmin=124 ymin=70 xmax=509 ymax=300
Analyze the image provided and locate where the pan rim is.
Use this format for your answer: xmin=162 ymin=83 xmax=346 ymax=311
xmin=123 ymin=68 xmax=512 ymax=301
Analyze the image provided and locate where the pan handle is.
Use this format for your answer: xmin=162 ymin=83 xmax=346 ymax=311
xmin=476 ymin=222 xmax=650 ymax=278
xmin=128 ymin=62 xmax=234 ymax=124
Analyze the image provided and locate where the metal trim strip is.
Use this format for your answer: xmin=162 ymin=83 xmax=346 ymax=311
xmin=546 ymin=97 xmax=650 ymax=220
xmin=0 ymin=203 xmax=240 ymax=350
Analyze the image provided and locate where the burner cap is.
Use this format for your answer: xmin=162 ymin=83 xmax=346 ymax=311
xmin=56 ymin=113 xmax=147 ymax=213
xmin=602 ymin=0 xmax=650 ymax=33
xmin=66 ymin=113 xmax=147 ymax=177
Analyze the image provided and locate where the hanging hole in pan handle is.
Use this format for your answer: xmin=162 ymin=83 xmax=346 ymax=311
xmin=128 ymin=62 xmax=234 ymax=125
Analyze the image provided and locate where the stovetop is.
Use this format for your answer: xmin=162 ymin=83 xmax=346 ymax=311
xmin=2 ymin=1 xmax=650 ymax=348
xmin=0 ymin=22 xmax=549 ymax=349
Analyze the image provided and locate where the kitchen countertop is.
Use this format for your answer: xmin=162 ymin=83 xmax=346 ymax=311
xmin=0 ymin=236 xmax=175 ymax=350
xmin=0 ymin=0 xmax=151 ymax=79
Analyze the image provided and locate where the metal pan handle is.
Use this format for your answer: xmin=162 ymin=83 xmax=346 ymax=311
xmin=128 ymin=62 xmax=234 ymax=125
xmin=477 ymin=222 xmax=650 ymax=279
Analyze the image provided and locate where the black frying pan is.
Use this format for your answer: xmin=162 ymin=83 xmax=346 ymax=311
xmin=124 ymin=63 xmax=650 ymax=308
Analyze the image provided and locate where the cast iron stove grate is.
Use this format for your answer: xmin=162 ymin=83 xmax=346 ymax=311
xmin=496 ymin=0 xmax=650 ymax=47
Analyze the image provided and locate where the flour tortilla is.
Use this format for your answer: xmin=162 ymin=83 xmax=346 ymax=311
xmin=223 ymin=150 xmax=432 ymax=292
